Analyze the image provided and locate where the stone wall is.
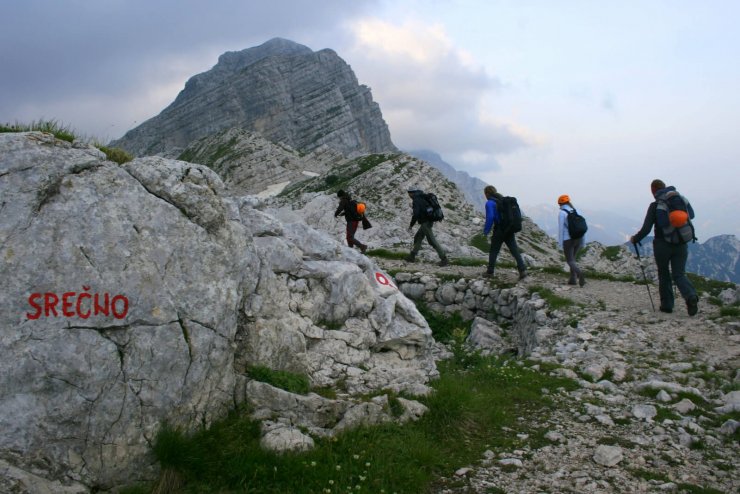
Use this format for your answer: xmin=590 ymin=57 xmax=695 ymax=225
xmin=394 ymin=273 xmax=555 ymax=356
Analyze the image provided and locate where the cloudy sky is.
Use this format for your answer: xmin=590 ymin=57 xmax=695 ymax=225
xmin=2 ymin=0 xmax=738 ymax=239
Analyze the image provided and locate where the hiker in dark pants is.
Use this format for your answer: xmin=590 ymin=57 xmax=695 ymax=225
xmin=405 ymin=186 xmax=448 ymax=266
xmin=483 ymin=185 xmax=527 ymax=280
xmin=557 ymin=194 xmax=586 ymax=286
xmin=631 ymin=179 xmax=698 ymax=315
xmin=334 ymin=190 xmax=367 ymax=253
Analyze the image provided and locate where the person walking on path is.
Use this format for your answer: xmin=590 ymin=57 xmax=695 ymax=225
xmin=405 ymin=186 xmax=449 ymax=266
xmin=630 ymin=179 xmax=698 ymax=316
xmin=334 ymin=189 xmax=367 ymax=253
xmin=483 ymin=185 xmax=527 ymax=280
xmin=557 ymin=194 xmax=586 ymax=286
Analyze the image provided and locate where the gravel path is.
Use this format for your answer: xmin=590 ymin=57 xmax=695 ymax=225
xmin=377 ymin=258 xmax=740 ymax=493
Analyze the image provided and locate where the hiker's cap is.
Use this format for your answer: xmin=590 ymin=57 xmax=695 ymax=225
xmin=557 ymin=194 xmax=570 ymax=205
xmin=337 ymin=189 xmax=346 ymax=197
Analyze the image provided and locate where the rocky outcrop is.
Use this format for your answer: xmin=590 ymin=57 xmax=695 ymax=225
xmin=110 ymin=38 xmax=397 ymax=158
xmin=0 ymin=132 xmax=435 ymax=491
xmin=177 ymin=127 xmax=346 ymax=196
xmin=273 ymin=152 xmax=564 ymax=267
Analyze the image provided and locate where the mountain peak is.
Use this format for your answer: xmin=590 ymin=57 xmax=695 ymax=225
xmin=111 ymin=39 xmax=396 ymax=158
xmin=215 ymin=37 xmax=313 ymax=71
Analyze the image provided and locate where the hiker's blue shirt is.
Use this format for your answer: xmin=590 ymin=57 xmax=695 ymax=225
xmin=483 ymin=198 xmax=499 ymax=235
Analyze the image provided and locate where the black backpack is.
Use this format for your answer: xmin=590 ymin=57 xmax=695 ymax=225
xmin=496 ymin=196 xmax=522 ymax=234
xmin=565 ymin=208 xmax=588 ymax=239
xmin=422 ymin=193 xmax=444 ymax=222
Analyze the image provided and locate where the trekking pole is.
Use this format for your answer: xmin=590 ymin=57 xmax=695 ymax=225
xmin=632 ymin=241 xmax=655 ymax=312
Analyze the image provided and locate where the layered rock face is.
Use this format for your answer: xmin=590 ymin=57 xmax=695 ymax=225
xmin=0 ymin=132 xmax=435 ymax=491
xmin=110 ymin=38 xmax=397 ymax=158
xmin=178 ymin=127 xmax=346 ymax=196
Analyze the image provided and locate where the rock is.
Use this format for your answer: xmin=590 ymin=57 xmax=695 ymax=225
xmin=719 ymin=419 xmax=739 ymax=435
xmin=466 ymin=317 xmax=505 ymax=355
xmin=111 ymin=38 xmax=396 ymax=158
xmin=545 ymin=431 xmax=566 ymax=443
xmin=498 ymin=458 xmax=523 ymax=468
xmin=656 ymin=390 xmax=672 ymax=402
xmin=0 ymin=132 xmax=437 ymax=489
xmin=632 ymin=404 xmax=658 ymax=421
xmin=674 ymin=398 xmax=696 ymax=414
xmin=593 ymin=445 xmax=623 ymax=467
xmin=260 ymin=425 xmax=315 ymax=453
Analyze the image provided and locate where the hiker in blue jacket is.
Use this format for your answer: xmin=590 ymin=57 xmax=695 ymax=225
xmin=483 ymin=185 xmax=527 ymax=280
xmin=557 ymin=194 xmax=586 ymax=286
xmin=630 ymin=179 xmax=698 ymax=316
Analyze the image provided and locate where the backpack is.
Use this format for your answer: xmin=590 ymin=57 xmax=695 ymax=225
xmin=496 ymin=196 xmax=522 ymax=234
xmin=565 ymin=208 xmax=588 ymax=239
xmin=421 ymin=193 xmax=444 ymax=222
xmin=348 ymin=199 xmax=366 ymax=221
xmin=655 ymin=188 xmax=695 ymax=244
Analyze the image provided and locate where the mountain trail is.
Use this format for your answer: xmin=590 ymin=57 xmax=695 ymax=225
xmin=374 ymin=256 xmax=740 ymax=493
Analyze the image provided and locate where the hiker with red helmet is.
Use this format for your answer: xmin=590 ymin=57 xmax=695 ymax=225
xmin=630 ymin=179 xmax=698 ymax=316
xmin=334 ymin=190 xmax=367 ymax=254
xmin=557 ymin=194 xmax=586 ymax=286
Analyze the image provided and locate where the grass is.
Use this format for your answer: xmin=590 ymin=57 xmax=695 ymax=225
xmin=414 ymin=302 xmax=468 ymax=343
xmin=470 ymin=233 xmax=489 ymax=253
xmin=145 ymin=356 xmax=577 ymax=494
xmin=366 ymin=248 xmax=408 ymax=260
xmin=601 ymin=245 xmax=622 ymax=261
xmin=2 ymin=119 xmax=133 ymax=163
xmin=719 ymin=305 xmax=740 ymax=318
xmin=137 ymin=306 xmax=578 ymax=494
xmin=245 ymin=365 xmax=311 ymax=395
xmin=687 ymin=273 xmax=735 ymax=297
xmin=528 ymin=285 xmax=575 ymax=310
xmin=1 ymin=119 xmax=76 ymax=142
xmin=450 ymin=257 xmax=487 ymax=267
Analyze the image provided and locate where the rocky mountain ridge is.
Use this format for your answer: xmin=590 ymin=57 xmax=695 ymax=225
xmin=110 ymin=38 xmax=396 ymax=158
xmin=1 ymin=131 xmax=737 ymax=494
xmin=0 ymin=132 xmax=434 ymax=491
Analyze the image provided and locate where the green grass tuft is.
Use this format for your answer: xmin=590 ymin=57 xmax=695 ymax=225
xmin=245 ymin=365 xmax=311 ymax=395
xmin=469 ymin=233 xmax=489 ymax=253
xmin=98 ymin=146 xmax=133 ymax=164
xmin=528 ymin=285 xmax=574 ymax=310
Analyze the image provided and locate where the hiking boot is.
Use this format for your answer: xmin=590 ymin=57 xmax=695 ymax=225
xmin=518 ymin=270 xmax=528 ymax=281
xmin=686 ymin=295 xmax=699 ymax=316
xmin=360 ymin=244 xmax=367 ymax=254
xmin=578 ymin=273 xmax=586 ymax=287
xmin=659 ymin=306 xmax=673 ymax=314
xmin=438 ymin=258 xmax=449 ymax=267
xmin=404 ymin=254 xmax=416 ymax=262
xmin=483 ymin=271 xmax=494 ymax=279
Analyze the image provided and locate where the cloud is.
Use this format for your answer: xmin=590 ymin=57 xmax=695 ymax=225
xmin=0 ymin=0 xmax=379 ymax=138
xmin=345 ymin=18 xmax=531 ymax=168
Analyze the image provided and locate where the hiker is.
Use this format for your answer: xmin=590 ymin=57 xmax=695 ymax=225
xmin=557 ymin=194 xmax=586 ymax=286
xmin=334 ymin=189 xmax=367 ymax=253
xmin=630 ymin=179 xmax=698 ymax=316
xmin=405 ymin=186 xmax=449 ymax=266
xmin=483 ymin=185 xmax=527 ymax=280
